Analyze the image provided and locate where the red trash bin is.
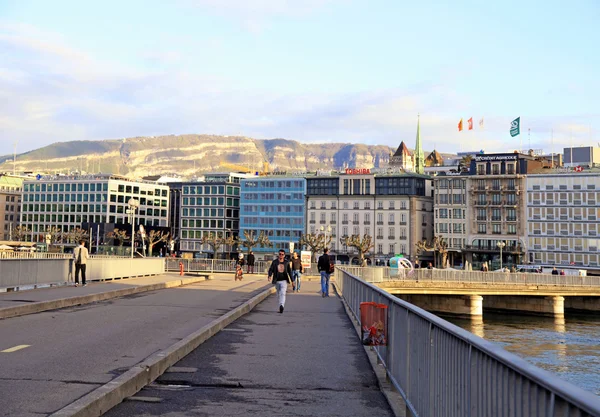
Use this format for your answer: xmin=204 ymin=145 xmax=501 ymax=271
xmin=360 ymin=302 xmax=388 ymax=346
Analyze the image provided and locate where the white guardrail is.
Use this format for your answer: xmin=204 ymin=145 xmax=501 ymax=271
xmin=336 ymin=268 xmax=600 ymax=417
xmin=341 ymin=266 xmax=600 ymax=287
xmin=0 ymin=257 xmax=165 ymax=290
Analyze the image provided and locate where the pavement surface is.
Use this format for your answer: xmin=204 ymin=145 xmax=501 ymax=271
xmin=105 ymin=281 xmax=394 ymax=417
xmin=0 ymin=274 xmax=271 ymax=417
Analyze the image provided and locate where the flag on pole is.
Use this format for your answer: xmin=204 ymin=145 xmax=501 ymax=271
xmin=458 ymin=119 xmax=463 ymax=132
xmin=510 ymin=117 xmax=520 ymax=137
xmin=468 ymin=118 xmax=473 ymax=130
xmin=479 ymin=118 xmax=484 ymax=129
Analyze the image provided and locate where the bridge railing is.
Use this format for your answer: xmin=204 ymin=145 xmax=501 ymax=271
xmin=342 ymin=266 xmax=600 ymax=287
xmin=336 ymin=268 xmax=600 ymax=417
xmin=165 ymin=258 xmax=322 ymax=276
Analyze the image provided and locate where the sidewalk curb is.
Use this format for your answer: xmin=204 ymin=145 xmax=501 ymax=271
xmin=333 ymin=282 xmax=407 ymax=417
xmin=0 ymin=276 xmax=212 ymax=320
xmin=49 ymin=285 xmax=276 ymax=417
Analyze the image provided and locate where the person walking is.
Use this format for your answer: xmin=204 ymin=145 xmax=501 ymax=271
xmin=552 ymin=267 xmax=559 ymax=275
xmin=247 ymin=250 xmax=255 ymax=274
xmin=290 ymin=251 xmax=303 ymax=292
xmin=73 ymin=240 xmax=89 ymax=287
xmin=268 ymin=249 xmax=293 ymax=313
xmin=318 ymin=248 xmax=332 ymax=297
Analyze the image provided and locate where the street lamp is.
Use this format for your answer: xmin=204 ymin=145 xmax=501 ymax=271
xmin=497 ymin=241 xmax=506 ymax=270
xmin=126 ymin=198 xmax=140 ymax=258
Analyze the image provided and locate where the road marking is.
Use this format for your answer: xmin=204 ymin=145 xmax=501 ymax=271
xmin=1 ymin=345 xmax=30 ymax=353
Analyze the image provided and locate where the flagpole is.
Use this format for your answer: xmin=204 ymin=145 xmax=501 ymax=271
xmin=551 ymin=129 xmax=554 ymax=168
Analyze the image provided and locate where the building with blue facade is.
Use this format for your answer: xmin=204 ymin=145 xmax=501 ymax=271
xmin=240 ymin=176 xmax=306 ymax=258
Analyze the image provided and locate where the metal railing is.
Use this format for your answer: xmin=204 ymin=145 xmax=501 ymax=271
xmin=0 ymin=252 xmax=73 ymax=259
xmin=339 ymin=267 xmax=600 ymax=287
xmin=165 ymin=258 xmax=323 ymax=276
xmin=336 ymin=269 xmax=600 ymax=417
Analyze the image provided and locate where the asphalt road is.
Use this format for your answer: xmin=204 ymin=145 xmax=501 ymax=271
xmin=0 ymin=275 xmax=270 ymax=417
xmin=105 ymin=282 xmax=394 ymax=417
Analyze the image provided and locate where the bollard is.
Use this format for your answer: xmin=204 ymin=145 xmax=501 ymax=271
xmin=179 ymin=261 xmax=184 ymax=276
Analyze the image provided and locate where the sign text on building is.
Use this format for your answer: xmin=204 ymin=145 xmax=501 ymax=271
xmin=344 ymin=168 xmax=371 ymax=175
xmin=474 ymin=155 xmax=517 ymax=162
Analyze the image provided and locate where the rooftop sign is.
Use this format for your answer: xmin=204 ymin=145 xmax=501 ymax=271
xmin=344 ymin=168 xmax=371 ymax=175
xmin=474 ymin=155 xmax=517 ymax=162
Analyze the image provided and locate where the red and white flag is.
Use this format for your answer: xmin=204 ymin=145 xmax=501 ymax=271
xmin=468 ymin=117 xmax=473 ymax=130
xmin=458 ymin=119 xmax=463 ymax=132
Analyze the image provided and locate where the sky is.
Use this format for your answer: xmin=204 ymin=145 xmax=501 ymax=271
xmin=0 ymin=0 xmax=599 ymax=156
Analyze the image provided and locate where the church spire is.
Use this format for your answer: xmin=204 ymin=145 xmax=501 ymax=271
xmin=414 ymin=114 xmax=425 ymax=174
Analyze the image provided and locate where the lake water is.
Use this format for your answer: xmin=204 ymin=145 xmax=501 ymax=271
xmin=445 ymin=313 xmax=600 ymax=396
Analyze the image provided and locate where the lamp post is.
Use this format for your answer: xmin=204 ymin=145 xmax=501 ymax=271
xmin=320 ymin=225 xmax=332 ymax=251
xmin=126 ymin=198 xmax=140 ymax=258
xmin=497 ymin=241 xmax=506 ymax=270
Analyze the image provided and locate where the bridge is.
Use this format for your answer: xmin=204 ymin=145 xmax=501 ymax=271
xmin=1 ymin=260 xmax=600 ymax=416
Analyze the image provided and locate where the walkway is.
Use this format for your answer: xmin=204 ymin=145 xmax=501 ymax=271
xmin=104 ymin=281 xmax=395 ymax=417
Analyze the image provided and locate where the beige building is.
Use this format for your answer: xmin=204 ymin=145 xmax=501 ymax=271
xmin=306 ymin=170 xmax=433 ymax=264
xmin=432 ymin=175 xmax=468 ymax=266
xmin=527 ymin=170 xmax=600 ymax=270
xmin=0 ymin=175 xmax=23 ymax=241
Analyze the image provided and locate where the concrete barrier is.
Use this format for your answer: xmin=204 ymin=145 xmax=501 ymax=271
xmin=0 ymin=258 xmax=166 ymax=291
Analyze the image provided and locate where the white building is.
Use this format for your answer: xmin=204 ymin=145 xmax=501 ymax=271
xmin=21 ymin=174 xmax=169 ymax=244
xmin=432 ymin=175 xmax=468 ymax=266
xmin=526 ymin=170 xmax=600 ymax=270
xmin=306 ymin=170 xmax=433 ymax=264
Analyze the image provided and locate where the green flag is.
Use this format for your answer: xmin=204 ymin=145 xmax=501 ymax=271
xmin=510 ymin=117 xmax=520 ymax=137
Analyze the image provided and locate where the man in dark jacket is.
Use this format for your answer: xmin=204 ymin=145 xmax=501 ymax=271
xmin=317 ymin=248 xmax=331 ymax=298
xmin=247 ymin=251 xmax=255 ymax=274
xmin=268 ymin=250 xmax=293 ymax=313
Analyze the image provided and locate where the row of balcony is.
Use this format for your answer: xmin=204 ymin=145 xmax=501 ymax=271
xmin=530 ymin=215 xmax=597 ymax=221
xmin=475 ymin=216 xmax=518 ymax=222
xmin=532 ymin=244 xmax=598 ymax=252
xmin=530 ymin=200 xmax=595 ymax=206
xmin=531 ymin=230 xmax=596 ymax=236
xmin=474 ymin=201 xmax=518 ymax=206
xmin=470 ymin=186 xmax=520 ymax=192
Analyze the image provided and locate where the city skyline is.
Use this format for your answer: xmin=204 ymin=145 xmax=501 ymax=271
xmin=1 ymin=0 xmax=599 ymax=156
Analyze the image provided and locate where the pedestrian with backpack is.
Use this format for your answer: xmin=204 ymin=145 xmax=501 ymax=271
xmin=318 ymin=248 xmax=332 ymax=297
xmin=73 ymin=240 xmax=89 ymax=287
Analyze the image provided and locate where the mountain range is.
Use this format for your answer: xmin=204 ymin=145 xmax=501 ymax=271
xmin=0 ymin=135 xmax=447 ymax=178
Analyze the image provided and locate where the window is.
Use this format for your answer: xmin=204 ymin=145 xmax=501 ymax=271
xmin=478 ymin=223 xmax=487 ymax=234
xmin=492 ymin=224 xmax=501 ymax=234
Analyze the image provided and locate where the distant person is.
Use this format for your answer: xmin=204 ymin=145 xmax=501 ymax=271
xmin=510 ymin=266 xmax=517 ymax=273
xmin=414 ymin=260 xmax=420 ymax=269
xmin=318 ymin=248 xmax=332 ymax=297
xmin=247 ymin=250 xmax=255 ymax=274
xmin=427 ymin=262 xmax=433 ymax=270
xmin=73 ymin=240 xmax=89 ymax=287
xmin=552 ymin=267 xmax=559 ymax=275
xmin=560 ymin=270 xmax=566 ymax=276
xmin=237 ymin=253 xmax=245 ymax=269
xmin=290 ymin=251 xmax=303 ymax=292
xmin=268 ymin=249 xmax=293 ymax=313
xmin=235 ymin=264 xmax=244 ymax=281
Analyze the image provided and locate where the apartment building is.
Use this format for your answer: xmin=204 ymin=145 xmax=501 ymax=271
xmin=527 ymin=170 xmax=600 ymax=270
xmin=306 ymin=170 xmax=433 ymax=264
xmin=432 ymin=175 xmax=468 ymax=266
xmin=0 ymin=175 xmax=23 ymax=241
xmin=20 ymin=174 xmax=169 ymax=243
xmin=463 ymin=153 xmax=544 ymax=269
xmin=239 ymin=176 xmax=306 ymax=257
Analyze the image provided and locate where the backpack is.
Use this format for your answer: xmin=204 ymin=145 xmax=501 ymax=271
xmin=329 ymin=262 xmax=335 ymax=274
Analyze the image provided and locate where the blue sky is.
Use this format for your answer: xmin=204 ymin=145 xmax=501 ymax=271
xmin=0 ymin=0 xmax=599 ymax=155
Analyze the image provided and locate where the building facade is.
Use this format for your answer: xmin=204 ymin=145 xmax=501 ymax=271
xmin=462 ymin=153 xmax=544 ymax=270
xmin=179 ymin=173 xmax=250 ymax=257
xmin=20 ymin=175 xmax=169 ymax=243
xmin=239 ymin=176 xmax=306 ymax=257
xmin=0 ymin=175 xmax=23 ymax=241
xmin=432 ymin=175 xmax=468 ymax=266
xmin=526 ymin=170 xmax=600 ymax=270
xmin=306 ymin=170 xmax=433 ymax=264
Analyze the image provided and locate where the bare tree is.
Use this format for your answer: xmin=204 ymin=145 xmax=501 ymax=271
xmin=235 ymin=230 xmax=273 ymax=254
xmin=200 ymin=233 xmax=225 ymax=259
xmin=106 ymin=228 xmax=129 ymax=246
xmin=415 ymin=236 xmax=449 ymax=268
xmin=145 ymin=230 xmax=170 ymax=256
xmin=340 ymin=234 xmax=374 ymax=264
xmin=12 ymin=225 xmax=31 ymax=242
xmin=299 ymin=233 xmax=332 ymax=262
xmin=43 ymin=226 xmax=62 ymax=245
xmin=64 ymin=227 xmax=89 ymax=244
